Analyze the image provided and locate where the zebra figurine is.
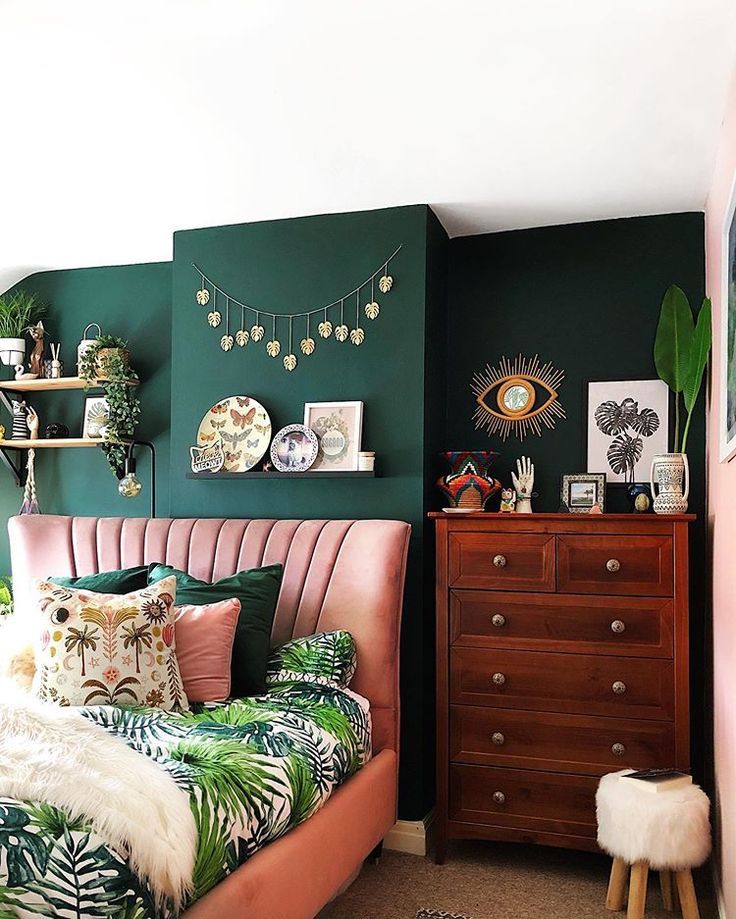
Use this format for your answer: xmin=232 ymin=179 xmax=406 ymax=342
xmin=11 ymin=400 xmax=30 ymax=440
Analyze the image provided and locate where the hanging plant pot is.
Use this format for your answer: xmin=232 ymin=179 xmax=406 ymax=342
xmin=0 ymin=338 xmax=26 ymax=367
xmin=95 ymin=347 xmax=130 ymax=381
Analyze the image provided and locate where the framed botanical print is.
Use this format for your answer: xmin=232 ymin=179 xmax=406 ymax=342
xmin=82 ymin=395 xmax=110 ymax=440
xmin=303 ymin=401 xmax=363 ymax=471
xmin=587 ymin=380 xmax=669 ymax=484
xmin=720 ymin=172 xmax=736 ymax=461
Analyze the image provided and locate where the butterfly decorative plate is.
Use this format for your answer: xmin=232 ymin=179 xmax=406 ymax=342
xmin=269 ymin=424 xmax=319 ymax=473
xmin=196 ymin=396 xmax=272 ymax=473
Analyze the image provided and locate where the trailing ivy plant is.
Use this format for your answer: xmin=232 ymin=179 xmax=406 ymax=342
xmin=79 ymin=336 xmax=140 ymax=476
xmin=654 ymin=285 xmax=712 ymax=454
xmin=0 ymin=291 xmax=46 ymax=339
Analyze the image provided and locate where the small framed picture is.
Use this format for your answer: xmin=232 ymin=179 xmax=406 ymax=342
xmin=561 ymin=473 xmax=606 ymax=513
xmin=82 ymin=395 xmax=110 ymax=440
xmin=303 ymin=401 xmax=363 ymax=471
xmin=269 ymin=424 xmax=319 ymax=473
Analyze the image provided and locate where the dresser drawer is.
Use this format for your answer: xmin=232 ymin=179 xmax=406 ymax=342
xmin=557 ymin=535 xmax=673 ymax=596
xmin=450 ymin=706 xmax=675 ymax=774
xmin=450 ymin=591 xmax=674 ymax=657
xmin=448 ymin=532 xmax=555 ymax=591
xmin=450 ymin=648 xmax=674 ymax=720
xmin=449 ymin=764 xmax=598 ymax=837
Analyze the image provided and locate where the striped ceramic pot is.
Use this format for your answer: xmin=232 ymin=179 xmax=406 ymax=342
xmin=650 ymin=452 xmax=689 ymax=514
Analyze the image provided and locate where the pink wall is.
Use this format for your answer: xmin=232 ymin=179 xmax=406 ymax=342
xmin=707 ymin=69 xmax=736 ymax=917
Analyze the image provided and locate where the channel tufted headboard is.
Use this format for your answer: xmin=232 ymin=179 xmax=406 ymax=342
xmin=8 ymin=515 xmax=411 ymax=754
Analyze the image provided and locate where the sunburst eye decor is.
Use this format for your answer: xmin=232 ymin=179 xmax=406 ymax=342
xmin=471 ymin=354 xmax=566 ymax=442
xmin=192 ymin=245 xmax=400 ymax=371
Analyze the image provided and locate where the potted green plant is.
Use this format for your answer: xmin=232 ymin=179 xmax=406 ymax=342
xmin=652 ymin=285 xmax=712 ymax=513
xmin=0 ymin=291 xmax=46 ymax=366
xmin=79 ymin=335 xmax=140 ymax=476
xmin=0 ymin=577 xmax=12 ymax=617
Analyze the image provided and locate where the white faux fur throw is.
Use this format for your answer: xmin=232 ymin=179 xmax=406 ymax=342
xmin=596 ymin=770 xmax=711 ymax=869
xmin=0 ymin=681 xmax=196 ymax=908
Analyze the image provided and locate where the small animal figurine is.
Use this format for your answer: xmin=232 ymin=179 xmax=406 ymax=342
xmin=11 ymin=400 xmax=30 ymax=439
xmin=511 ymin=456 xmax=535 ymax=514
xmin=590 ymin=502 xmax=603 ymax=514
xmin=45 ymin=422 xmax=70 ymax=439
xmin=14 ymin=364 xmax=38 ymax=381
xmin=499 ymin=487 xmax=517 ymax=513
xmin=50 ymin=343 xmax=62 ymax=379
xmin=28 ymin=321 xmax=45 ymax=378
xmin=26 ymin=406 xmax=39 ymax=441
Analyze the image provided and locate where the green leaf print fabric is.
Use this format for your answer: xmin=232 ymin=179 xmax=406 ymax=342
xmin=0 ymin=678 xmax=371 ymax=918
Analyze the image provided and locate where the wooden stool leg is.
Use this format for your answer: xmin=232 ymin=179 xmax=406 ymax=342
xmin=660 ymin=870 xmax=675 ymax=911
xmin=675 ymin=870 xmax=700 ymax=919
xmin=606 ymin=858 xmax=629 ymax=911
xmin=627 ymin=862 xmax=649 ymax=919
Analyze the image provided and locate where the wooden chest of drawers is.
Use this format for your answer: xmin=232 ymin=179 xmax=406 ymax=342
xmin=432 ymin=512 xmax=693 ymax=861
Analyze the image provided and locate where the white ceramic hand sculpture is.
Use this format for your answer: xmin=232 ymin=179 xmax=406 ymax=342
xmin=26 ymin=406 xmax=39 ymax=441
xmin=511 ymin=456 xmax=534 ymax=514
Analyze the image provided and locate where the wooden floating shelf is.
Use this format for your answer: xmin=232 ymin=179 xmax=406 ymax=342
xmin=0 ymin=438 xmax=107 ymax=449
xmin=0 ymin=376 xmax=138 ymax=393
xmin=186 ymin=470 xmax=377 ymax=480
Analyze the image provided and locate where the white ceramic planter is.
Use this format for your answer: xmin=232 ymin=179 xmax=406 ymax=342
xmin=650 ymin=452 xmax=689 ymax=514
xmin=0 ymin=338 xmax=26 ymax=367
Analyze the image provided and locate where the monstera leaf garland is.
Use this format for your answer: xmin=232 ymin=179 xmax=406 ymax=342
xmin=193 ymin=247 xmax=400 ymax=371
xmin=594 ymin=397 xmax=660 ymax=483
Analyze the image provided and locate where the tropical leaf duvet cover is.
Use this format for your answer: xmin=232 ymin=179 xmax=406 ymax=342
xmin=0 ymin=678 xmax=371 ymax=919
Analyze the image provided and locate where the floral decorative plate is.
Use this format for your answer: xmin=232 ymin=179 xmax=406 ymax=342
xmin=270 ymin=424 xmax=319 ymax=473
xmin=196 ymin=396 xmax=271 ymax=473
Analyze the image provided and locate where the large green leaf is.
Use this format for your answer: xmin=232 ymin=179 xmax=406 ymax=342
xmin=654 ymin=285 xmax=694 ymax=392
xmin=684 ymin=297 xmax=712 ymax=413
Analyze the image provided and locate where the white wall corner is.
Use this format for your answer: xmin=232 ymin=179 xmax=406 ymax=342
xmin=384 ymin=810 xmax=435 ymax=857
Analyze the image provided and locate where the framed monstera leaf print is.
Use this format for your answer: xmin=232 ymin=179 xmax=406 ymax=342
xmin=587 ymin=380 xmax=669 ymax=484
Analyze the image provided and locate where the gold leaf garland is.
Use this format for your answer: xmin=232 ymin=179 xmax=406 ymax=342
xmin=193 ymin=245 xmax=401 ymax=372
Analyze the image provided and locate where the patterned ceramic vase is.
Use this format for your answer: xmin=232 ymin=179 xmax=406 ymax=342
xmin=436 ymin=451 xmax=502 ymax=510
xmin=650 ymin=452 xmax=689 ymax=514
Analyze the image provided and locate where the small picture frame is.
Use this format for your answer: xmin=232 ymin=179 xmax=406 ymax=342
xmin=303 ymin=401 xmax=363 ymax=471
xmin=269 ymin=424 xmax=319 ymax=473
xmin=82 ymin=395 xmax=110 ymax=440
xmin=561 ymin=473 xmax=606 ymax=514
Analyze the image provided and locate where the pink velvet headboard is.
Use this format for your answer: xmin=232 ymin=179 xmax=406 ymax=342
xmin=8 ymin=515 xmax=410 ymax=754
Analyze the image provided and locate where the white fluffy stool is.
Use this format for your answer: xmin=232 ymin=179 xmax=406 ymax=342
xmin=596 ymin=771 xmax=711 ymax=919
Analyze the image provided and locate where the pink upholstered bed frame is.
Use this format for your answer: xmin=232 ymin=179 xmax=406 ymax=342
xmin=9 ymin=514 xmax=411 ymax=919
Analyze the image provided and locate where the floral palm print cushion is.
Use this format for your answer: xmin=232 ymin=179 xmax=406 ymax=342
xmin=266 ymin=630 xmax=357 ymax=688
xmin=32 ymin=576 xmax=189 ymax=711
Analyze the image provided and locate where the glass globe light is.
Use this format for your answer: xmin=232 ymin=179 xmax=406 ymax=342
xmin=118 ymin=471 xmax=142 ymax=498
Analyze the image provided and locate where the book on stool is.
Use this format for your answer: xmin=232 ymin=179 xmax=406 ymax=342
xmin=619 ymin=768 xmax=692 ymax=794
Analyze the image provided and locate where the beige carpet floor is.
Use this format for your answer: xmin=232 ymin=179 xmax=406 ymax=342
xmin=319 ymin=841 xmax=717 ymax=919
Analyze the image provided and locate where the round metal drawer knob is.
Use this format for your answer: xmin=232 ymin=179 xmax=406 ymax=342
xmin=492 ymin=672 xmax=506 ymax=687
xmin=493 ymin=554 xmax=507 ymax=568
xmin=606 ymin=558 xmax=621 ymax=573
xmin=611 ymin=743 xmax=626 ymax=757
xmin=491 ymin=732 xmax=505 ymax=746
xmin=491 ymin=614 xmax=506 ymax=628
xmin=492 ymin=791 xmax=506 ymax=805
xmin=611 ymin=620 xmax=626 ymax=634
xmin=612 ymin=681 xmax=627 ymax=695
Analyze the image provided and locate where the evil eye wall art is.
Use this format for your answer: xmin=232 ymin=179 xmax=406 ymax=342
xmin=471 ymin=354 xmax=566 ymax=441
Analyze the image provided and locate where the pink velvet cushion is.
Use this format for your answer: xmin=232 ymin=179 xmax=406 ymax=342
xmin=175 ymin=598 xmax=241 ymax=702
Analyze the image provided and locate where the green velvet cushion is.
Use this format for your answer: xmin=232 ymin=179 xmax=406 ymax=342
xmin=147 ymin=562 xmax=283 ymax=697
xmin=50 ymin=565 xmax=149 ymax=594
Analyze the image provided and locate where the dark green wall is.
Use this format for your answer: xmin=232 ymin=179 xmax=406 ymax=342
xmin=171 ymin=205 xmax=443 ymax=818
xmin=445 ymin=213 xmax=708 ymax=777
xmin=0 ymin=262 xmax=172 ymax=570
xmin=2 ymin=208 xmax=708 ymax=815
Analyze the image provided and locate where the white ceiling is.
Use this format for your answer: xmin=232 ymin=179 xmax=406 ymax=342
xmin=2 ymin=0 xmax=735 ymax=290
